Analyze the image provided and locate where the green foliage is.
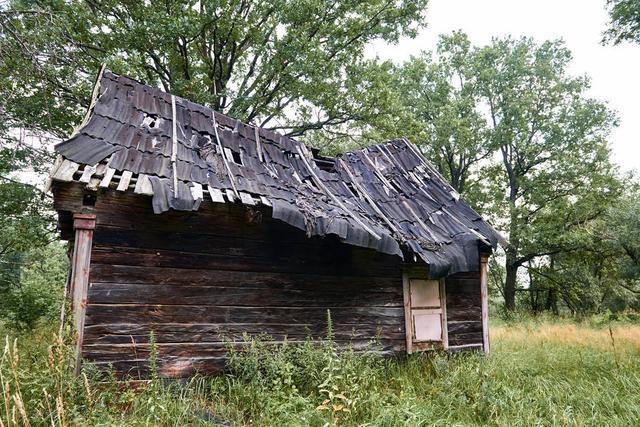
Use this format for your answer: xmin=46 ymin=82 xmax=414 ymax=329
xmin=0 ymin=168 xmax=57 ymax=304
xmin=607 ymin=190 xmax=640 ymax=283
xmin=378 ymin=31 xmax=491 ymax=196
xmin=0 ymin=0 xmax=428 ymax=139
xmin=472 ymin=36 xmax=622 ymax=309
xmin=513 ymin=186 xmax=640 ymax=315
xmin=604 ymin=0 xmax=640 ymax=45
xmin=383 ymin=34 xmax=624 ymax=311
xmin=1 ymin=243 xmax=67 ymax=331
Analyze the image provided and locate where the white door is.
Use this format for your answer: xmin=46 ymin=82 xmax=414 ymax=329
xmin=403 ymin=276 xmax=448 ymax=352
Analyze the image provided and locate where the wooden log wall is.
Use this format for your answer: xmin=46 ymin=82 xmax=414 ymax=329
xmin=53 ymin=183 xmax=406 ymax=378
xmin=445 ymin=271 xmax=483 ymax=349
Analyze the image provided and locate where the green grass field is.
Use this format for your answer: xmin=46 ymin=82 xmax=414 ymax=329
xmin=2 ymin=318 xmax=639 ymax=426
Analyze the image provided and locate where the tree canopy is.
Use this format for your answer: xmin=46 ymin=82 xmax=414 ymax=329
xmin=604 ymin=0 xmax=640 ymax=45
xmin=0 ymin=0 xmax=428 ymax=139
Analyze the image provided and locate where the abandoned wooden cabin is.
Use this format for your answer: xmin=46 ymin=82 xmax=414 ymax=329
xmin=48 ymin=68 xmax=502 ymax=378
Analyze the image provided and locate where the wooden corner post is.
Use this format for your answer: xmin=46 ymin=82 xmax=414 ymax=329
xmin=479 ymin=254 xmax=490 ymax=356
xmin=70 ymin=213 xmax=96 ymax=374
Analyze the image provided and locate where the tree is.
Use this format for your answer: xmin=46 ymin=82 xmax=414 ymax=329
xmin=378 ymin=35 xmax=623 ymax=311
xmin=603 ymin=0 xmax=640 ymax=45
xmin=394 ymin=32 xmax=491 ymax=195
xmin=0 ymin=0 xmax=428 ymax=141
xmin=607 ymin=190 xmax=640 ymax=286
xmin=365 ymin=32 xmax=491 ymax=196
xmin=473 ymin=37 xmax=622 ymax=310
xmin=524 ymin=187 xmax=640 ymax=315
xmin=0 ymin=129 xmax=56 ymax=298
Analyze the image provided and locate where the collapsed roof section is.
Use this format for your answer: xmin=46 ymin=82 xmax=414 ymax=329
xmin=50 ymin=68 xmax=501 ymax=277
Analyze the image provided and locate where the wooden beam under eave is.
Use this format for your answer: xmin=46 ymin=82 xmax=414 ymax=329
xmin=402 ymin=271 xmax=413 ymax=354
xmin=480 ymin=254 xmax=490 ymax=356
xmin=70 ymin=213 xmax=96 ymax=375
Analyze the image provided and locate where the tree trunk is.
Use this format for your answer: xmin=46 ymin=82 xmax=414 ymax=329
xmin=545 ymin=288 xmax=559 ymax=315
xmin=504 ymin=255 xmax=518 ymax=311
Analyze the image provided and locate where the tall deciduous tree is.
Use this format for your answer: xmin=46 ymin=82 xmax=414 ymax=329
xmin=381 ymin=35 xmax=622 ymax=311
xmin=473 ymin=37 xmax=621 ymax=310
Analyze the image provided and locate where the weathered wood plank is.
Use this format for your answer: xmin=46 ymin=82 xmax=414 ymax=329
xmin=78 ymin=164 xmax=98 ymax=183
xmin=480 ymin=254 xmax=490 ymax=355
xmin=89 ymin=264 xmax=401 ymax=290
xmin=259 ymin=196 xmax=271 ymax=206
xmin=99 ymin=168 xmax=116 ymax=188
xmin=446 ymin=292 xmax=481 ymax=309
xmin=445 ymin=271 xmax=482 ymax=332
xmin=116 ymin=170 xmax=133 ymax=191
xmin=89 ymin=356 xmax=227 ymax=378
xmin=440 ymin=278 xmax=448 ymax=350
xmin=446 ymin=308 xmax=481 ymax=322
xmin=88 ymin=283 xmax=403 ymax=307
xmin=83 ymin=323 xmax=406 ymax=344
xmin=190 ymin=182 xmax=203 ymax=210
xmin=447 ymin=321 xmax=483 ymax=335
xmin=90 ymin=242 xmax=401 ymax=278
xmin=448 ymin=332 xmax=483 ymax=347
xmin=52 ymin=160 xmax=80 ymax=182
xmin=133 ymin=174 xmax=154 ymax=195
xmin=84 ymin=304 xmax=405 ymax=327
xmin=208 ymin=186 xmax=225 ymax=203
xmin=239 ymin=192 xmax=255 ymax=205
xmin=70 ymin=213 xmax=96 ymax=375
xmin=402 ymin=271 xmax=413 ymax=354
xmin=83 ymin=340 xmax=404 ymax=362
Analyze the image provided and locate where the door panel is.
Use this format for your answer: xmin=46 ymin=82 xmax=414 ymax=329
xmin=413 ymin=313 xmax=442 ymax=341
xmin=410 ymin=279 xmax=440 ymax=308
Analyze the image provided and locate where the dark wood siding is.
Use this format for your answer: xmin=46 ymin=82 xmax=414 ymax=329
xmin=445 ymin=271 xmax=483 ymax=349
xmin=54 ymin=183 xmax=406 ymax=378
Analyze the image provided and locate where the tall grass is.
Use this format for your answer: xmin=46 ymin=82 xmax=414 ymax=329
xmin=1 ymin=318 xmax=639 ymax=426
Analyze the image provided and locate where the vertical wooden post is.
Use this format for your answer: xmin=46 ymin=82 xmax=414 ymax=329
xmin=439 ymin=279 xmax=448 ymax=350
xmin=402 ymin=272 xmax=413 ymax=354
xmin=70 ymin=213 xmax=96 ymax=374
xmin=479 ymin=254 xmax=490 ymax=356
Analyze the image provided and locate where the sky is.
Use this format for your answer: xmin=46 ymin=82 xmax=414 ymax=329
xmin=368 ymin=0 xmax=640 ymax=172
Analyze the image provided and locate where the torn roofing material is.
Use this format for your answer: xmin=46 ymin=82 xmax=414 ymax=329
xmin=52 ymin=69 xmax=502 ymax=277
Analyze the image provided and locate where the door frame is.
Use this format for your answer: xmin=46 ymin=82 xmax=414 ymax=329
xmin=402 ymin=264 xmax=448 ymax=353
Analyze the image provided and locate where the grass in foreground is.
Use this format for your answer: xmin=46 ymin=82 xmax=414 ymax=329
xmin=1 ymin=319 xmax=639 ymax=426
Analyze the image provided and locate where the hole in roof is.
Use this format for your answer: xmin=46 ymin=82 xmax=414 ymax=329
xmin=345 ymin=182 xmax=359 ymax=198
xmin=313 ymin=156 xmax=336 ymax=173
xmin=141 ymin=114 xmax=162 ymax=130
xmin=387 ymin=178 xmax=403 ymax=194
xmin=231 ymin=150 xmax=243 ymax=166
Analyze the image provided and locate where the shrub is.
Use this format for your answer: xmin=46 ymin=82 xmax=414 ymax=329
xmin=1 ymin=243 xmax=67 ymax=331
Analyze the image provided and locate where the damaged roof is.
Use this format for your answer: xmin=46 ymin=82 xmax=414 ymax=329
xmin=50 ymin=68 xmax=502 ymax=277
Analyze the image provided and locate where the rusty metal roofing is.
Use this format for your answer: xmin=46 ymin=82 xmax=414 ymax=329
xmin=50 ymin=68 xmax=502 ymax=277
